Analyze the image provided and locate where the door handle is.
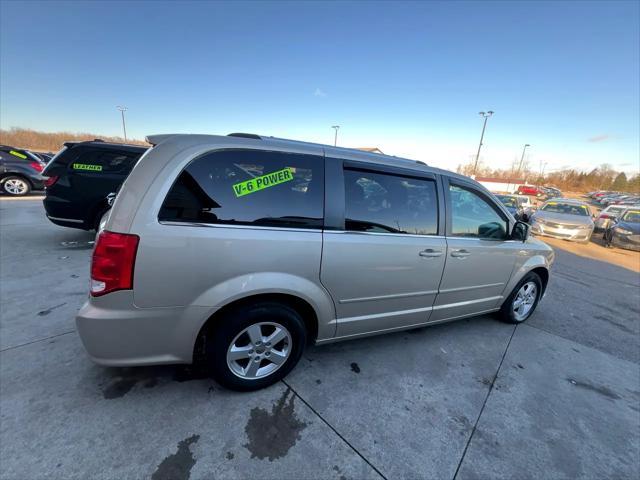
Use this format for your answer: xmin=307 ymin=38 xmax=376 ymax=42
xmin=450 ymin=249 xmax=471 ymax=258
xmin=419 ymin=249 xmax=443 ymax=258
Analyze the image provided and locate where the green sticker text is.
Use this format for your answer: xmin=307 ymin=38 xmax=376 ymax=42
xmin=233 ymin=167 xmax=293 ymax=197
xmin=73 ymin=163 xmax=103 ymax=172
xmin=9 ymin=150 xmax=27 ymax=159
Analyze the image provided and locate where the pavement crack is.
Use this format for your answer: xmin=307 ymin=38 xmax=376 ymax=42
xmin=0 ymin=330 xmax=75 ymax=353
xmin=452 ymin=323 xmax=518 ymax=480
xmin=281 ymin=379 xmax=388 ymax=480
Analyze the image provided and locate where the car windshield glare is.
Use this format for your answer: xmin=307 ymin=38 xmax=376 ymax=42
xmin=541 ymin=202 xmax=589 ymax=216
xmin=496 ymin=196 xmax=517 ymax=208
xmin=621 ymin=210 xmax=640 ymax=223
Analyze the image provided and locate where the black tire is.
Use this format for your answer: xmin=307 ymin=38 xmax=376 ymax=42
xmin=206 ymin=302 xmax=307 ymax=391
xmin=1 ymin=176 xmax=31 ymax=196
xmin=497 ymin=272 xmax=543 ymax=324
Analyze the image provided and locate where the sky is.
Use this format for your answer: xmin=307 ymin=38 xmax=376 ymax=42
xmin=1 ymin=0 xmax=639 ymax=175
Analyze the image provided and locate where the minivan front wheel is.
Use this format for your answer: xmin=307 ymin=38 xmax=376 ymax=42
xmin=498 ymin=272 xmax=542 ymax=324
xmin=206 ymin=302 xmax=307 ymax=391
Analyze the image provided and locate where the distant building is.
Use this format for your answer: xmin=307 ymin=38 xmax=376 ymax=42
xmin=356 ymin=147 xmax=384 ymax=154
xmin=475 ymin=176 xmax=526 ymax=194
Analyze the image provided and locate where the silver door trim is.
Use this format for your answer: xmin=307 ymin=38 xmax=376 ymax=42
xmin=339 ymin=290 xmax=439 ymax=304
xmin=325 ymin=230 xmax=445 ymax=240
xmin=317 ymin=307 xmax=501 ymax=344
xmin=438 ymin=282 xmax=504 ymax=294
xmin=338 ymin=305 xmax=434 ymax=324
xmin=432 ymin=295 xmax=503 ymax=310
xmin=46 ymin=215 xmax=84 ymax=224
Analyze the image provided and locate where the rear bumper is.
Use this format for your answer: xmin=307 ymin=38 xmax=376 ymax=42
xmin=531 ymin=223 xmax=592 ymax=242
xmin=31 ymin=177 xmax=45 ymax=190
xmin=43 ymin=196 xmax=90 ymax=230
xmin=75 ymin=291 xmax=216 ymax=366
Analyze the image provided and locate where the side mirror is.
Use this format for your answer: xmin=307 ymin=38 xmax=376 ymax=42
xmin=512 ymin=221 xmax=530 ymax=243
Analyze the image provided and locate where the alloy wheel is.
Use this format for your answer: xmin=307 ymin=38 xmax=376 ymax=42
xmin=512 ymin=281 xmax=538 ymax=321
xmin=226 ymin=322 xmax=292 ymax=380
xmin=3 ymin=178 xmax=28 ymax=195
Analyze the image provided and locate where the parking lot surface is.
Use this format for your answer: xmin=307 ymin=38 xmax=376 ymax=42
xmin=1 ymin=198 xmax=639 ymax=479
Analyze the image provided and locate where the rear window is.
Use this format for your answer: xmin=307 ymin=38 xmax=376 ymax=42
xmin=607 ymin=206 xmax=625 ymax=214
xmin=344 ymin=168 xmax=438 ymax=235
xmin=44 ymin=146 xmax=143 ymax=176
xmin=69 ymin=149 xmax=139 ymax=174
xmin=496 ymin=195 xmax=517 ymax=208
xmin=159 ymin=149 xmax=324 ymax=229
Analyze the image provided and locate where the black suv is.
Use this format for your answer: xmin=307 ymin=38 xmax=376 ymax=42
xmin=42 ymin=140 xmax=147 ymax=230
xmin=0 ymin=146 xmax=47 ymax=196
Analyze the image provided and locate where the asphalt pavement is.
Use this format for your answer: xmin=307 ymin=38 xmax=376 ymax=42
xmin=1 ymin=198 xmax=638 ymax=479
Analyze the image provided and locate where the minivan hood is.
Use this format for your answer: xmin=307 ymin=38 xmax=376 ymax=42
xmin=533 ymin=211 xmax=593 ymax=226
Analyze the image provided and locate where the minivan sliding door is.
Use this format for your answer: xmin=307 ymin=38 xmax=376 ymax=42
xmin=320 ymin=159 xmax=447 ymax=339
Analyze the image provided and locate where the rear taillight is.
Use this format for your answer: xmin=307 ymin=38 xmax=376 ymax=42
xmin=599 ymin=214 xmax=611 ymax=219
xmin=30 ymin=161 xmax=44 ymax=172
xmin=43 ymin=176 xmax=59 ymax=188
xmin=90 ymin=231 xmax=139 ymax=297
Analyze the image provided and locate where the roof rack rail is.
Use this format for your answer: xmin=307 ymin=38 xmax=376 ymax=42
xmin=228 ymin=132 xmax=261 ymax=140
xmin=93 ymin=139 xmax=105 ymax=142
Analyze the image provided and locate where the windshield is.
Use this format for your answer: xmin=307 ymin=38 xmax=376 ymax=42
xmin=621 ymin=210 xmax=640 ymax=223
xmin=496 ymin=195 xmax=517 ymax=208
xmin=541 ymin=202 xmax=590 ymax=216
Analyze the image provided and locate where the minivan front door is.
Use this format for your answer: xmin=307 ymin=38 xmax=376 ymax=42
xmin=432 ymin=180 xmax=517 ymax=321
xmin=320 ymin=162 xmax=446 ymax=339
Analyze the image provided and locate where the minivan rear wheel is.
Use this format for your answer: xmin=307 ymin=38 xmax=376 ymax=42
xmin=497 ymin=272 xmax=542 ymax=324
xmin=206 ymin=302 xmax=307 ymax=391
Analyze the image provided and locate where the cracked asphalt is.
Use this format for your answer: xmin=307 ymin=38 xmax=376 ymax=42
xmin=1 ymin=198 xmax=639 ymax=479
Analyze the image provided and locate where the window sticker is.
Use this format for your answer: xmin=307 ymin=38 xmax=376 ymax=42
xmin=73 ymin=163 xmax=103 ymax=172
xmin=9 ymin=150 xmax=27 ymax=159
xmin=232 ymin=167 xmax=293 ymax=197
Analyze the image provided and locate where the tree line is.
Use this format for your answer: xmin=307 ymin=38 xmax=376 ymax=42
xmin=0 ymin=127 xmax=148 ymax=152
xmin=457 ymin=160 xmax=639 ymax=194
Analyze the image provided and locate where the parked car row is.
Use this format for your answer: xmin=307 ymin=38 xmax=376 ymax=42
xmin=494 ymin=193 xmax=640 ymax=251
xmin=515 ymin=185 xmax=562 ymax=200
xmin=586 ymin=190 xmax=640 ymax=207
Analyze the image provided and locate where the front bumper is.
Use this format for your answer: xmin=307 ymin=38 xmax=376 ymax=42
xmin=75 ymin=291 xmax=216 ymax=366
xmin=611 ymin=233 xmax=640 ymax=251
xmin=530 ymin=222 xmax=592 ymax=242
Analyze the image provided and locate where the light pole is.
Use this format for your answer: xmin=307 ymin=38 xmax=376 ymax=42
xmin=539 ymin=160 xmax=547 ymax=184
xmin=116 ymin=105 xmax=128 ymax=142
xmin=331 ymin=125 xmax=340 ymax=146
xmin=517 ymin=144 xmax=531 ymax=177
xmin=473 ymin=110 xmax=494 ymax=176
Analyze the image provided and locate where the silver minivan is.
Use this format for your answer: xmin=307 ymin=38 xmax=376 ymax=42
xmin=76 ymin=134 xmax=554 ymax=390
